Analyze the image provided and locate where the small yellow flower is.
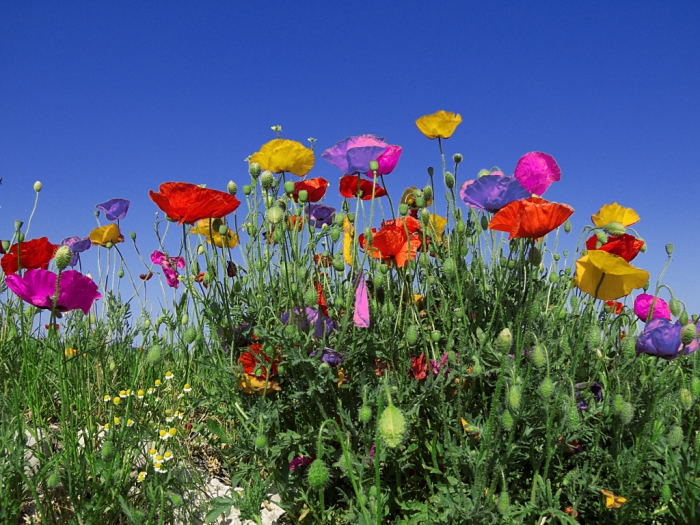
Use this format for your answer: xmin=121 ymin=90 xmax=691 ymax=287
xmin=154 ymin=462 xmax=166 ymax=473
xmin=126 ymin=419 xmax=134 ymax=427
xmin=159 ymin=429 xmax=168 ymax=441
xmin=164 ymin=371 xmax=174 ymax=381
xmin=337 ymin=368 xmax=347 ymax=388
xmin=64 ymin=347 xmax=77 ymax=358
xmin=155 ymin=379 xmax=162 ymax=387
xmin=600 ymin=489 xmax=627 ymax=509
xmin=147 ymin=388 xmax=154 ymax=395
xmin=168 ymin=428 xmax=177 ymax=438
xmin=125 ymin=389 xmax=132 ymax=397
xmin=183 ymin=383 xmax=192 ymax=393
xmin=104 ymin=423 xmax=110 ymax=430
xmin=175 ymin=411 xmax=183 ymax=420
xmin=415 ymin=110 xmax=463 ymax=140
xmin=103 ymin=395 xmax=112 ymax=403
xmin=155 ymin=454 xmax=163 ymax=462
xmin=113 ymin=417 xmax=121 ymax=425
xmin=137 ymin=389 xmax=145 ymax=399
xmin=149 ymin=447 xmax=157 ymax=458
xmin=137 ymin=471 xmax=147 ymax=483
xmin=113 ymin=397 xmax=121 ymax=406
xmin=163 ymin=451 xmax=173 ymax=461
xmin=119 ymin=390 xmax=127 ymax=399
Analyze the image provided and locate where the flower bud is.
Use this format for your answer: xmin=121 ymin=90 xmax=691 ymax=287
xmin=681 ymin=323 xmax=697 ymax=345
xmin=304 ymin=285 xmax=318 ymax=306
xmin=17 ymin=233 xmax=25 ymax=242
xmin=359 ymin=405 xmax=372 ymax=423
xmin=347 ymin=212 xmax=355 ymax=223
xmin=184 ymin=326 xmax=197 ymax=344
xmin=595 ymin=230 xmax=608 ymax=244
xmin=603 ymin=222 xmax=625 ymax=236
xmin=668 ymin=425 xmax=683 ymax=448
xmin=427 ymin=167 xmax=434 ymax=177
xmin=477 ymin=169 xmax=490 ymax=178
xmin=332 ymin=256 xmax=344 ymax=272
xmin=622 ymin=335 xmax=637 ymax=359
xmin=423 ymin=185 xmax=433 ymax=202
xmin=529 ymin=247 xmax=542 ymax=266
xmin=640 ymin=240 xmax=647 ymax=252
xmin=539 ymin=377 xmax=554 ymax=398
xmin=443 ymin=257 xmax=456 ymax=279
xmin=330 ymin=226 xmax=340 ymax=242
xmin=254 ymin=434 xmax=267 ymax=449
xmin=307 ymin=459 xmax=330 ymax=490
xmin=612 ymin=394 xmax=624 ymax=414
xmin=549 ymin=273 xmax=560 ymax=284
xmin=54 ymin=245 xmax=73 ymax=271
xmin=431 ymin=330 xmax=441 ymax=342
xmin=668 ymin=297 xmax=681 ymax=318
xmin=396 ymin=203 xmax=408 ymax=217
xmin=498 ymin=491 xmax=510 ymax=515
xmin=379 ymin=403 xmax=407 ymax=448
xmin=444 ymin=172 xmax=455 ymax=188
xmin=369 ymin=160 xmax=379 ymax=172
xmin=266 ymin=206 xmax=284 ymax=225
xmin=227 ymin=180 xmax=238 ymax=195
xmin=480 ymin=215 xmax=489 ymax=231
xmin=374 ymin=272 xmax=385 ymax=287
xmin=453 ymin=153 xmax=463 ymax=164
xmin=197 ymin=245 xmax=205 ymax=255
xmin=643 ymin=280 xmax=649 ymax=291
xmin=420 ymin=208 xmax=430 ymax=225
xmin=691 ymin=377 xmax=700 ymax=398
xmin=564 ymin=220 xmax=571 ymax=234
xmin=680 ymin=388 xmax=693 ymax=411
xmin=414 ymin=196 xmax=425 ymax=208
xmin=502 ymin=410 xmax=514 ymax=430
xmin=508 ymin=384 xmax=521 ymax=410
xmin=260 ymin=170 xmax=274 ymax=190
xmin=105 ymin=242 xmax=113 ymax=249
xmin=568 ymin=404 xmax=579 ymax=427
xmin=532 ymin=345 xmax=546 ymax=368
xmin=680 ymin=311 xmax=689 ymax=325
xmin=283 ymin=181 xmax=295 ymax=194
xmin=497 ymin=328 xmax=512 ymax=353
xmin=297 ymin=189 xmax=308 ymax=203
xmin=665 ymin=243 xmax=674 ymax=255
xmin=33 ymin=181 xmax=42 ymax=192
xmin=47 ymin=470 xmax=60 ymax=489
xmin=588 ymin=325 xmax=601 ymax=346
xmin=243 ymin=184 xmax=252 ymax=196
xmin=620 ymin=402 xmax=634 ymax=425
xmin=661 ymin=484 xmax=672 ymax=503
xmin=147 ymin=345 xmax=162 ymax=364
xmin=117 ymin=269 xmax=124 ymax=278
xmin=101 ymin=441 xmax=115 ymax=460
xmin=249 ymin=162 xmax=261 ymax=179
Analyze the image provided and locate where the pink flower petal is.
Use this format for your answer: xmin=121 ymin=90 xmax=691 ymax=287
xmin=513 ymin=152 xmax=561 ymax=196
xmin=353 ymin=273 xmax=370 ymax=328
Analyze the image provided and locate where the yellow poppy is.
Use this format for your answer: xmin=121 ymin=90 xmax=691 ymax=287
xmin=337 ymin=368 xmax=347 ymax=388
xmin=427 ymin=214 xmax=448 ymax=243
xmin=413 ymin=294 xmax=425 ymax=311
xmin=343 ymin=217 xmax=354 ymax=266
xmin=250 ymin=138 xmax=315 ymax=177
xmin=89 ymin=224 xmax=124 ymax=246
xmin=574 ymin=250 xmax=648 ymax=300
xmin=415 ymin=110 xmax=463 ymax=140
xmin=237 ymin=373 xmax=281 ymax=395
xmin=591 ymin=202 xmax=640 ymax=228
xmin=600 ymin=489 xmax=626 ymax=509
xmin=190 ymin=218 xmax=238 ymax=248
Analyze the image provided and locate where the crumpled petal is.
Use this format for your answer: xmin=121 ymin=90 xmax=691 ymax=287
xmin=460 ymin=175 xmax=530 ymax=213
xmin=513 ymin=152 xmax=561 ymax=196
xmin=633 ymin=293 xmax=671 ymax=321
xmin=353 ymin=273 xmax=370 ymax=328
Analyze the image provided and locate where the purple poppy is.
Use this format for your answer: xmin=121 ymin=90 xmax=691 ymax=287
xmin=6 ymin=268 xmax=101 ymax=315
xmin=307 ymin=204 xmax=335 ymax=228
xmin=150 ymin=250 xmax=184 ymax=288
xmin=578 ymin=400 xmax=589 ymax=411
xmin=366 ymin=144 xmax=402 ymax=177
xmin=513 ymin=152 xmax=561 ymax=196
xmin=96 ymin=198 xmax=131 ymax=221
xmin=60 ymin=236 xmax=92 ymax=267
xmin=309 ymin=347 xmax=344 ymax=367
xmin=321 ymin=135 xmax=392 ymax=175
xmin=281 ymin=307 xmax=337 ymax=339
xmin=636 ymin=319 xmax=699 ymax=360
xmin=633 ymin=294 xmax=671 ymax=322
xmin=289 ymin=456 xmax=313 ymax=472
xmin=459 ymin=174 xmax=530 ymax=213
xmin=430 ymin=352 xmax=450 ymax=377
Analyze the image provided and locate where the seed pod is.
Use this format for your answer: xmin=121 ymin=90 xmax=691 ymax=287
xmin=564 ymin=220 xmax=571 ymax=234
xmin=549 ymin=273 xmax=560 ymax=283
xmin=431 ymin=330 xmax=441 ymax=342
xmin=307 ymin=459 xmax=330 ymax=490
xmin=379 ymin=404 xmax=407 ymax=448
xmin=668 ymin=425 xmax=683 ymax=448
xmin=539 ymin=377 xmax=554 ymax=398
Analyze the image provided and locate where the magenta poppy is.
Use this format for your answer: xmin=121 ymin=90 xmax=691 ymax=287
xmin=6 ymin=268 xmax=101 ymax=315
xmin=150 ymin=250 xmax=184 ymax=288
xmin=366 ymin=144 xmax=402 ymax=177
xmin=513 ymin=152 xmax=562 ymax=196
xmin=633 ymin=294 xmax=671 ymax=321
xmin=322 ymin=135 xmax=398 ymax=175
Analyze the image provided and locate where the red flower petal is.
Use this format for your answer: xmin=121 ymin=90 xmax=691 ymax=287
xmin=149 ymin=182 xmax=240 ymax=225
xmin=339 ymin=175 xmax=387 ymax=200
xmin=293 ymin=178 xmax=329 ymax=203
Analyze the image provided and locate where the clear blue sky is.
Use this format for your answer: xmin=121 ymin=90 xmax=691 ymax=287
xmin=1 ymin=1 xmax=699 ymax=314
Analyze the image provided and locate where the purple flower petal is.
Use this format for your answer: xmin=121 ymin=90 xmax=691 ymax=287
xmin=96 ymin=198 xmax=131 ymax=221
xmin=61 ymin=236 xmax=92 ymax=266
xmin=321 ymin=135 xmax=390 ymax=175
xmin=6 ymin=268 xmax=101 ymax=314
xmin=310 ymin=347 xmax=344 ymax=367
xmin=307 ymin=204 xmax=336 ymax=228
xmin=460 ymin=175 xmax=530 ymax=213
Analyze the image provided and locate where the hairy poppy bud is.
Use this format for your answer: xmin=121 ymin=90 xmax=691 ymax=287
xmin=568 ymin=404 xmax=579 ymax=427
xmin=453 ymin=153 xmax=463 ymax=164
xmin=54 ymin=245 xmax=73 ymax=271
xmin=254 ymin=434 xmax=267 ymax=449
xmin=307 ymin=459 xmax=330 ymax=490
xmin=227 ymin=180 xmax=237 ymax=195
xmin=359 ymin=405 xmax=372 ymax=423
xmin=691 ymin=377 xmax=700 ymax=398
xmin=34 ymin=181 xmax=42 ymax=192
xmin=243 ymin=185 xmax=251 ymax=196
xmin=249 ymin=162 xmax=261 ymax=179
xmin=498 ymin=491 xmax=510 ymax=515
xmin=101 ymin=441 xmax=115 ymax=460
xmin=612 ymin=394 xmax=624 ymax=414
xmin=117 ymin=269 xmax=124 ymax=278
xmin=588 ymin=325 xmax=601 ymax=346
xmin=374 ymin=272 xmax=385 ymax=287
xmin=431 ymin=330 xmax=441 ymax=342
xmin=369 ymin=160 xmax=379 ymax=172
xmin=669 ymin=297 xmax=681 ymax=318
xmin=420 ymin=208 xmax=430 ymax=226
xmin=643 ymin=280 xmax=649 ymax=291
xmin=363 ymin=227 xmax=373 ymax=243
xmin=266 ymin=206 xmax=284 ymax=225
xmin=444 ymin=172 xmax=455 ymax=188
xmin=347 ymin=212 xmax=355 ymax=223
xmin=332 ymin=256 xmax=344 ymax=272
xmin=497 ymin=328 xmax=512 ymax=353
xmin=549 ymin=273 xmax=560 ymax=283
xmin=661 ymin=484 xmax=672 ymax=503
xmin=508 ymin=384 xmax=521 ymax=410
xmin=147 ymin=345 xmax=161 ymax=364
xmin=502 ymin=410 xmax=514 ymax=430
xmin=399 ymin=203 xmax=409 ymax=216
xmin=681 ymin=323 xmax=697 ymax=345
xmin=668 ymin=425 xmax=683 ymax=448
xmin=330 ymin=226 xmax=340 ymax=242
xmin=406 ymin=325 xmax=419 ymax=345
xmin=443 ymin=257 xmax=456 ymax=279
xmin=529 ymin=247 xmax=542 ymax=266
xmin=539 ymin=377 xmax=554 ymax=398
xmin=620 ymin=402 xmax=634 ymax=425
xmin=680 ymin=311 xmax=689 ymax=325
xmin=595 ymin=230 xmax=608 ymax=244
xmin=622 ymin=335 xmax=636 ymax=359
xmin=379 ymin=403 xmax=407 ymax=448
xmin=47 ymin=470 xmax=60 ymax=489
xmin=564 ymin=220 xmax=571 ymax=234
xmin=414 ymin=196 xmax=425 ymax=208
xmin=680 ymin=388 xmax=693 ymax=411
xmin=532 ymin=345 xmax=546 ymax=368
xmin=480 ymin=215 xmax=489 ymax=231
xmin=603 ymin=222 xmax=625 ymax=236
xmin=260 ymin=170 xmax=274 ymax=190
xmin=184 ymin=326 xmax=197 ymax=344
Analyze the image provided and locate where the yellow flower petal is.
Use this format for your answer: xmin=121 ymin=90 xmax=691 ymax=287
xmin=89 ymin=224 xmax=124 ymax=247
xmin=337 ymin=368 xmax=346 ymax=388
xmin=415 ymin=110 xmax=463 ymax=140
xmin=237 ymin=373 xmax=281 ymax=395
xmin=343 ymin=217 xmax=354 ymax=266
xmin=428 ymin=214 xmax=448 ymax=242
xmin=574 ymin=251 xmax=649 ymax=300
xmin=190 ymin=218 xmax=238 ymax=248
xmin=600 ymin=489 xmax=626 ymax=509
xmin=591 ymin=202 xmax=640 ymax=228
xmin=250 ymin=138 xmax=315 ymax=177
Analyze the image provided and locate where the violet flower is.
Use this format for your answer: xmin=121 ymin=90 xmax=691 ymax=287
xmin=460 ymin=174 xmax=530 ymax=213
xmin=310 ymin=347 xmax=344 ymax=367
xmin=150 ymin=250 xmax=184 ymax=288
xmin=513 ymin=152 xmax=561 ymax=196
xmin=6 ymin=268 xmax=101 ymax=315
xmin=281 ymin=307 xmax=337 ymax=339
xmin=636 ymin=318 xmax=699 ymax=360
xmin=60 ymin=236 xmax=92 ymax=267
xmin=430 ymin=352 xmax=450 ymax=377
xmin=96 ymin=198 xmax=131 ymax=221
xmin=289 ymin=456 xmax=313 ymax=472
xmin=307 ymin=204 xmax=335 ymax=228
xmin=321 ymin=135 xmax=394 ymax=175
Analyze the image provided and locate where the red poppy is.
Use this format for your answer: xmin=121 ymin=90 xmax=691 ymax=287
xmin=1 ymin=237 xmax=58 ymax=275
xmin=194 ymin=271 xmax=209 ymax=288
xmin=293 ymin=177 xmax=329 ymax=203
xmin=149 ymin=182 xmax=241 ymax=225
xmin=585 ymin=233 xmax=644 ymax=263
xmin=359 ymin=221 xmax=423 ymax=268
xmin=314 ymin=254 xmax=332 ymax=267
xmin=488 ymin=197 xmax=574 ymax=239
xmin=315 ymin=281 xmax=329 ymax=316
xmin=139 ymin=271 xmax=154 ymax=281
xmin=605 ymin=301 xmax=623 ymax=314
xmin=238 ymin=343 xmax=279 ymax=379
xmin=339 ymin=175 xmax=388 ymax=200
xmin=409 ymin=353 xmax=428 ymax=380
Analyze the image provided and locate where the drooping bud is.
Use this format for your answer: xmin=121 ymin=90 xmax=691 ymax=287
xmin=378 ymin=403 xmax=407 ymax=448
xmin=54 ymin=245 xmax=73 ymax=271
xmin=643 ymin=280 xmax=649 ymax=291
xmin=669 ymin=297 xmax=681 ymax=318
xmin=640 ymin=240 xmax=647 ymax=252
xmin=564 ymin=220 xmax=571 ymax=234
xmin=420 ymin=208 xmax=430 ymax=225
xmin=227 ymin=181 xmax=238 ymax=195
xmin=260 ymin=170 xmax=274 ymax=190
xmin=33 ymin=181 xmax=43 ymax=192
xmin=680 ymin=311 xmax=689 ymax=325
xmin=603 ymin=222 xmax=625 ymax=236
xmin=595 ymin=230 xmax=608 ymax=244
xmin=444 ymin=171 xmax=455 ymax=188
xmin=680 ymin=388 xmax=693 ymax=411
xmin=307 ymin=459 xmax=330 ymax=490
xmin=681 ymin=323 xmax=697 ymax=345
xmin=249 ymin=162 xmax=261 ymax=179
xmin=497 ymin=328 xmax=512 ymax=353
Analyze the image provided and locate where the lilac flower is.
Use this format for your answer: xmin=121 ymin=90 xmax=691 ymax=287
xmin=321 ymin=135 xmax=393 ymax=175
xmin=578 ymin=400 xmax=589 ymax=411
xmin=636 ymin=319 xmax=699 ymax=360
xmin=307 ymin=204 xmax=335 ymax=228
xmin=60 ymin=236 xmax=92 ymax=267
xmin=460 ymin=174 xmax=530 ymax=213
xmin=150 ymin=250 xmax=185 ymax=288
xmin=513 ymin=152 xmax=561 ymax=196
xmin=289 ymin=456 xmax=313 ymax=472
xmin=310 ymin=347 xmax=344 ymax=367
xmin=6 ymin=268 xmax=101 ymax=315
xmin=281 ymin=307 xmax=337 ymax=339
xmin=96 ymin=198 xmax=131 ymax=221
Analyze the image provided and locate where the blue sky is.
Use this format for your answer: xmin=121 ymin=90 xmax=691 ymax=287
xmin=1 ymin=1 xmax=699 ymax=313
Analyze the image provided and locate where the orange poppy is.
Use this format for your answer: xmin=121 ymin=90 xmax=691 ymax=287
xmin=293 ymin=177 xmax=329 ymax=203
xmin=409 ymin=353 xmax=428 ymax=380
xmin=605 ymin=301 xmax=623 ymax=314
xmin=1 ymin=237 xmax=58 ymax=275
xmin=488 ymin=197 xmax=574 ymax=239
xmin=359 ymin=220 xmax=423 ymax=268
xmin=149 ymin=182 xmax=241 ymax=225
xmin=339 ymin=175 xmax=388 ymax=200
xmin=315 ymin=281 xmax=328 ymax=316
xmin=238 ymin=343 xmax=279 ymax=379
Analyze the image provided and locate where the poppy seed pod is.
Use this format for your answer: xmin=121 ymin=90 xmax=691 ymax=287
xmin=497 ymin=328 xmax=512 ymax=353
xmin=254 ymin=434 xmax=267 ymax=449
xmin=260 ymin=170 xmax=274 ymax=190
xmin=347 ymin=212 xmax=355 ymax=223
xmin=564 ymin=220 xmax=571 ymax=233
xmin=680 ymin=388 xmax=693 ymax=411
xmin=681 ymin=323 xmax=697 ymax=345
xmin=414 ymin=196 xmax=425 ymax=208
xmin=603 ymin=222 xmax=626 ymax=236
xmin=147 ymin=345 xmax=162 ymax=364
xmin=399 ymin=203 xmax=409 ymax=216
xmin=33 ymin=181 xmax=42 ymax=192
xmin=284 ymin=181 xmax=294 ymax=194
xmin=54 ymin=245 xmax=73 ymax=271
xmin=453 ymin=153 xmax=463 ymax=164
xmin=307 ymin=459 xmax=330 ymax=490
xmin=666 ymin=243 xmax=674 ymax=255
xmin=444 ymin=172 xmax=455 ymax=188
xmin=249 ymin=162 xmax=261 ymax=179
xmin=427 ymin=167 xmax=434 ymax=177
xmin=379 ymin=403 xmax=407 ymax=448
xmin=369 ymin=160 xmax=379 ymax=172
xmin=243 ymin=185 xmax=251 ymax=196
